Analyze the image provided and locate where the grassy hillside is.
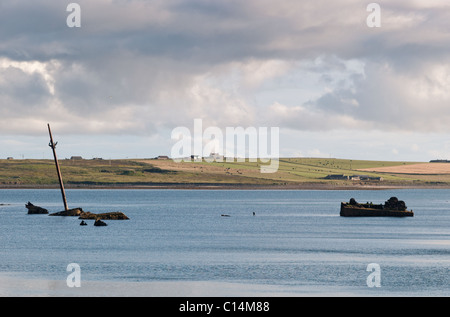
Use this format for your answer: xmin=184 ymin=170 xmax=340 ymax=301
xmin=0 ymin=157 xmax=441 ymax=187
xmin=146 ymin=158 xmax=426 ymax=185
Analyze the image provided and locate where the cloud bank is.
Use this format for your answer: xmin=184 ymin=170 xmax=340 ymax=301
xmin=1 ymin=0 xmax=450 ymax=160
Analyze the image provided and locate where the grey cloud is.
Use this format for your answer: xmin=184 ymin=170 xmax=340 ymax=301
xmin=0 ymin=66 xmax=52 ymax=116
xmin=292 ymin=57 xmax=450 ymax=133
xmin=1 ymin=0 xmax=450 ymax=136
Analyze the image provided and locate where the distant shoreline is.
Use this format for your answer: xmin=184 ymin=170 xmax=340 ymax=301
xmin=1 ymin=183 xmax=450 ymax=190
xmin=3 ymin=158 xmax=450 ymax=191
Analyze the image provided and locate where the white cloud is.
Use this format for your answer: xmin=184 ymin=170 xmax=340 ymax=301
xmin=237 ymin=59 xmax=292 ymax=88
xmin=265 ymin=101 xmax=368 ymax=132
xmin=0 ymin=58 xmax=60 ymax=95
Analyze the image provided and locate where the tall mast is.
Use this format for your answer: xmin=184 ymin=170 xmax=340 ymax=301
xmin=47 ymin=124 xmax=69 ymax=211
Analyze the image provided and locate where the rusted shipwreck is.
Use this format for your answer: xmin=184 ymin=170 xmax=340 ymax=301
xmin=26 ymin=202 xmax=48 ymax=214
xmin=340 ymin=197 xmax=414 ymax=217
xmin=48 ymin=208 xmax=128 ymax=220
xmin=26 ymin=124 xmax=129 ymax=225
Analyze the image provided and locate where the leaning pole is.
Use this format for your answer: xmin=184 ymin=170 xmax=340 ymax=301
xmin=47 ymin=124 xmax=69 ymax=211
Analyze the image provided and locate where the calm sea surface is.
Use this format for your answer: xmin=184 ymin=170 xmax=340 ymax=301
xmin=0 ymin=189 xmax=449 ymax=296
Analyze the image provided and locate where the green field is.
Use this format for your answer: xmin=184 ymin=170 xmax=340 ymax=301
xmin=0 ymin=157 xmax=440 ymax=188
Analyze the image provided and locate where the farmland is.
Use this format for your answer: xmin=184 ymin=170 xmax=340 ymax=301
xmin=1 ymin=157 xmax=447 ymax=189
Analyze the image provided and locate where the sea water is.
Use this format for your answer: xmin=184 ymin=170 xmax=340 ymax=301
xmin=0 ymin=189 xmax=449 ymax=296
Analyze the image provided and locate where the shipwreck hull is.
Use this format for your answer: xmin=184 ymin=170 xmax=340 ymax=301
xmin=26 ymin=202 xmax=49 ymax=214
xmin=49 ymin=208 xmax=129 ymax=220
xmin=49 ymin=208 xmax=84 ymax=216
xmin=340 ymin=204 xmax=414 ymax=217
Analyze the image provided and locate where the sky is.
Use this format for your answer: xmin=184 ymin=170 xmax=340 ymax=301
xmin=1 ymin=0 xmax=450 ymax=161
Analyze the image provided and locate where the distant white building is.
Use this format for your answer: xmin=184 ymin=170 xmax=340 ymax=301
xmin=207 ymin=152 xmax=224 ymax=161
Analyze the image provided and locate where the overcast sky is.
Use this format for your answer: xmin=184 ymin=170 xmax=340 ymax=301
xmin=1 ymin=0 xmax=450 ymax=161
